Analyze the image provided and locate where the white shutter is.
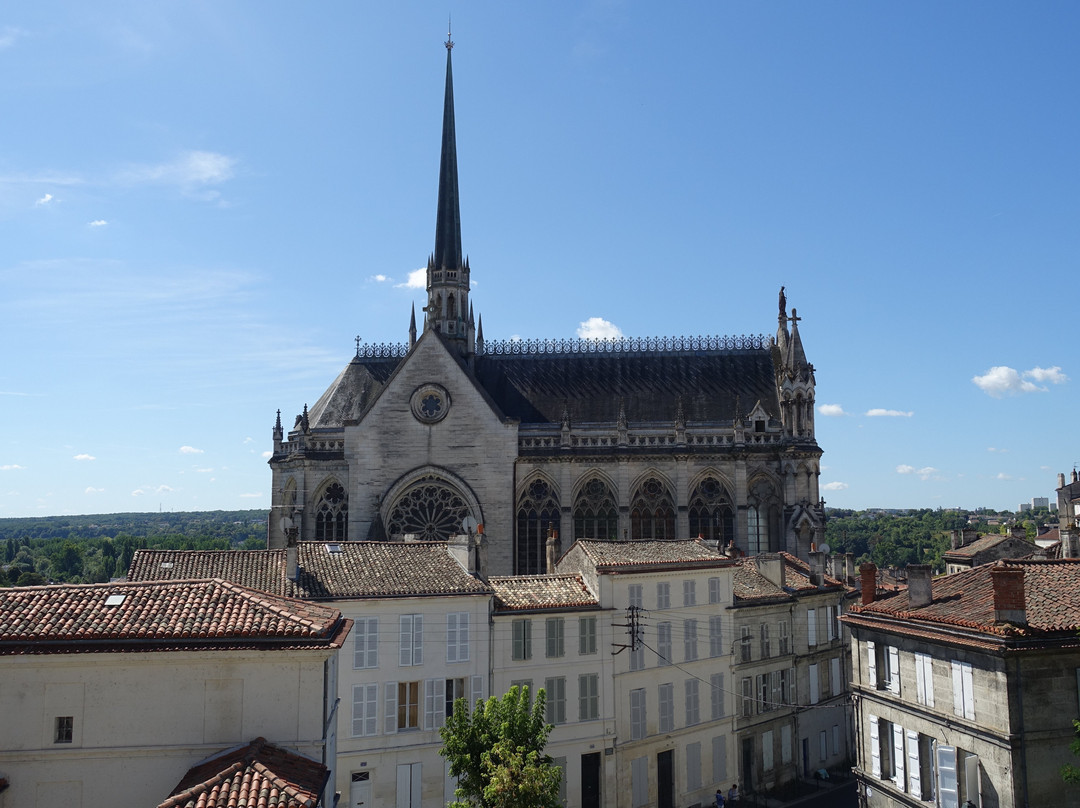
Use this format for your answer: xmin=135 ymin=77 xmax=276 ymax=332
xmin=687 ymin=741 xmax=702 ymax=788
xmin=915 ymin=653 xmax=927 ymax=705
xmin=892 ymin=723 xmax=905 ymax=789
xmin=762 ymin=730 xmax=774 ymax=771
xmin=352 ymin=684 xmax=365 ymax=737
xmin=809 ymin=664 xmax=819 ymax=705
xmin=424 ymin=679 xmax=436 ymax=730
xmin=781 ymin=723 xmax=792 ymax=764
xmin=951 ymin=661 xmax=965 ymax=718
xmin=385 ymin=682 xmax=398 ymax=734
xmin=399 ymin=616 xmax=412 ymax=666
xmin=447 ymin=614 xmax=458 ymax=662
xmin=962 ymin=663 xmax=974 ymax=719
xmin=807 ymin=608 xmax=817 ymax=646
xmin=396 ymin=765 xmax=411 ymax=808
xmin=888 ymin=646 xmax=901 ymax=695
xmin=631 ymin=756 xmax=649 ymax=808
xmin=413 ymin=615 xmax=423 ymax=665
xmin=936 ymin=744 xmax=958 ymax=808
xmin=713 ymin=734 xmax=728 ymax=781
xmin=869 ymin=715 xmax=881 ymax=778
xmin=906 ymin=729 xmax=921 ymax=799
xmin=458 ymin=612 xmax=469 ymax=661
xmin=470 ymin=675 xmax=484 ymax=708
xmin=830 ymin=657 xmax=841 ymax=698
xmin=827 ymin=606 xmax=837 ymax=641
xmin=867 ymin=640 xmax=877 ymax=688
xmin=964 ymin=754 xmax=982 ymax=807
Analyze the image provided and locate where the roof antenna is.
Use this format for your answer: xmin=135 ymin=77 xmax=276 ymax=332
xmin=446 ymin=15 xmax=454 ymax=50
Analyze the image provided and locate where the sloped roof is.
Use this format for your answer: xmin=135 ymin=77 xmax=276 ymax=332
xmin=489 ymin=574 xmax=598 ymax=611
xmin=567 ymin=539 xmax=729 ymax=571
xmin=779 ymin=552 xmax=845 ymax=591
xmin=847 ymin=559 xmax=1080 ymax=643
xmin=129 ymin=542 xmax=492 ymax=600
xmin=160 ymin=737 xmax=327 ymax=808
xmin=733 ymin=563 xmax=789 ymax=603
xmin=303 ymin=356 xmax=400 ymax=430
xmin=0 ymin=578 xmax=349 ymax=654
xmin=943 ymin=533 xmax=1033 ymax=561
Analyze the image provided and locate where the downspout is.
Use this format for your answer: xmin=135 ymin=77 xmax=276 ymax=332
xmin=1014 ymin=656 xmax=1029 ymax=807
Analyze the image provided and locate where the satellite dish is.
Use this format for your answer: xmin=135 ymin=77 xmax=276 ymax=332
xmin=819 ymin=543 xmax=831 ymax=554
xmin=462 ymin=516 xmax=479 ymax=533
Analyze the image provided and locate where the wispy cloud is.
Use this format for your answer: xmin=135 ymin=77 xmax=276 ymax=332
xmin=394 ymin=268 xmax=426 ymax=289
xmin=89 ymin=219 xmax=107 ymax=227
xmin=897 ymin=464 xmax=938 ymax=481
xmin=972 ymin=365 xmax=1068 ymax=397
xmin=370 ymin=274 xmax=390 ymax=283
xmin=987 ymin=447 xmax=1008 ymax=453
xmin=261 ymin=451 xmax=272 ymax=459
xmin=0 ymin=26 xmax=28 ymax=50
xmin=577 ymin=317 xmax=623 ymax=340
xmin=73 ymin=453 xmax=96 ymax=461
xmin=996 ymin=472 xmax=1014 ymax=481
xmin=818 ymin=404 xmax=846 ymax=417
xmin=35 ymin=193 xmax=54 ymax=206
xmin=822 ymin=481 xmax=848 ymax=491
xmin=84 ymin=486 xmax=104 ymax=494
xmin=179 ymin=445 xmax=203 ymax=455
xmin=1 ymin=464 xmax=25 ymax=471
xmin=866 ymin=408 xmax=913 ymax=417
xmin=118 ymin=151 xmax=236 ymax=199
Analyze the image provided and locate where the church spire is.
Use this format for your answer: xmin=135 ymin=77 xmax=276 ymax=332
xmin=425 ymin=25 xmax=472 ymax=352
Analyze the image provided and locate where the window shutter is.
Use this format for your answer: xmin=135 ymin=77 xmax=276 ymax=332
xmin=713 ymin=734 xmax=727 ymax=781
xmin=951 ymin=661 xmax=965 ymax=718
xmin=906 ymin=729 xmax=921 ymax=798
xmin=353 ymin=684 xmax=365 ymax=737
xmin=709 ymin=576 xmax=721 ymax=604
xmin=687 ymin=741 xmax=702 ymax=788
xmin=809 ymin=664 xmax=819 ymax=705
xmin=424 ymin=679 xmax=436 ymax=730
xmin=512 ymin=620 xmax=523 ymax=660
xmin=964 ymin=754 xmax=981 ymax=807
xmin=470 ymin=675 xmax=484 ymax=707
xmin=915 ymin=654 xmax=927 ymax=705
xmin=781 ymin=724 xmax=793 ymax=764
xmin=867 ymin=640 xmax=877 ymax=687
xmin=808 ymin=608 xmax=817 ymax=646
xmin=447 ymin=614 xmax=458 ymax=663
xmin=936 ymin=744 xmax=958 ymax=808
xmin=385 ymin=682 xmax=398 ymax=734
xmin=413 ymin=615 xmax=423 ymax=665
xmin=399 ymin=616 xmax=412 ymax=666
xmin=631 ymin=756 xmax=648 ymax=808
xmin=869 ymin=715 xmax=881 ymax=779
xmin=827 ymin=606 xmax=837 ymax=641
xmin=888 ymin=646 xmax=901 ymax=695
xmin=962 ymin=663 xmax=974 ymax=719
xmin=892 ymin=722 xmax=905 ymax=788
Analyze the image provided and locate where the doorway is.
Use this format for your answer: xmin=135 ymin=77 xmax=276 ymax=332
xmin=581 ymin=752 xmax=601 ymax=808
xmin=658 ymin=749 xmax=674 ymax=808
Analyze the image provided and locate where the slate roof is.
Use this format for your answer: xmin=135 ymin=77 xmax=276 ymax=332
xmin=489 ymin=574 xmax=598 ymax=612
xmin=846 ymin=559 xmax=1080 ymax=644
xmin=0 ymin=578 xmax=349 ymax=655
xmin=129 ymin=542 xmax=492 ymax=601
xmin=567 ymin=539 xmax=729 ymax=571
xmin=303 ymin=356 xmax=398 ymax=430
xmin=160 ymin=737 xmax=327 ymax=808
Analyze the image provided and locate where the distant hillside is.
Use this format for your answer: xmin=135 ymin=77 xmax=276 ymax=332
xmin=0 ymin=510 xmax=268 ymax=542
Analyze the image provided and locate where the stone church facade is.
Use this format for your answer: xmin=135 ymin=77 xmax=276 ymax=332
xmin=267 ymin=37 xmax=825 ymax=575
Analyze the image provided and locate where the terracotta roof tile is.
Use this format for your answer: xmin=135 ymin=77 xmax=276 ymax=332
xmin=569 ymin=539 xmax=729 ymax=570
xmin=0 ymin=579 xmax=348 ymax=654
xmin=129 ymin=550 xmax=291 ymax=596
xmin=160 ymin=737 xmax=327 ymax=808
xmin=779 ymin=552 xmax=844 ymax=591
xmin=733 ymin=563 xmax=788 ymax=603
xmin=942 ymin=533 xmax=1032 ymax=560
xmin=489 ymin=574 xmax=598 ymax=611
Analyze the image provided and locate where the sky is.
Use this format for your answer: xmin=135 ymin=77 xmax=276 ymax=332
xmin=1 ymin=2 xmax=1077 ymax=518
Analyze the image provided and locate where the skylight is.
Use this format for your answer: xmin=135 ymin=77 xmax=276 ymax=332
xmin=104 ymin=594 xmax=126 ymax=607
xmin=326 ymin=543 xmax=342 ymax=555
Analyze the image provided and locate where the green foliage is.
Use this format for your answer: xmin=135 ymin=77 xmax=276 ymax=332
xmin=825 ymin=508 xmax=969 ymax=572
xmin=1062 ymin=719 xmax=1080 ymax=784
xmin=16 ymin=571 xmax=46 ymax=586
xmin=440 ymin=686 xmax=561 ymax=808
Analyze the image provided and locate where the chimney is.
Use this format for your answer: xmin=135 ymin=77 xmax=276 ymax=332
xmin=845 ymin=553 xmax=855 ymax=585
xmin=829 ymin=554 xmax=844 ymax=581
xmin=860 ymin=563 xmax=877 ymax=605
xmin=474 ymin=524 xmax=488 ymax=580
xmin=990 ymin=562 xmax=1026 ymax=625
xmin=1011 ymin=524 xmax=1027 ymax=540
xmin=285 ymin=527 xmax=299 ymax=581
xmin=809 ymin=551 xmax=825 ymax=587
xmin=950 ymin=529 xmax=962 ymax=550
xmin=546 ymin=526 xmax=559 ymax=574
xmin=907 ymin=564 xmax=932 ymax=608
xmin=753 ymin=554 xmax=785 ymax=589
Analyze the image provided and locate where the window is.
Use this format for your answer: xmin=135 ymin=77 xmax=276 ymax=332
xmin=54 ymin=716 xmax=73 ymax=744
xmin=770 ymin=670 xmax=783 ymax=706
xmin=628 ymin=584 xmax=643 ymax=609
xmin=512 ymin=619 xmax=532 ymax=661
xmin=399 ymin=615 xmax=423 ymax=666
xmin=511 ymin=679 xmax=533 ymax=701
xmin=867 ymin=640 xmax=878 ymax=688
xmin=809 ymin=663 xmax=820 ymax=705
xmin=631 ymin=756 xmax=649 ymax=808
xmin=684 ymin=618 xmax=699 ymax=661
xmin=951 ymin=660 xmax=974 ymax=720
xmin=708 ymin=576 xmax=722 ymax=604
xmin=807 ymin=608 xmax=817 ymax=647
xmin=711 ymin=673 xmax=725 ymax=719
xmin=657 ymin=621 xmax=673 ymax=666
xmin=887 ymin=646 xmax=901 ymax=695
xmin=740 ymin=626 xmax=752 ymax=662
xmin=353 ymin=617 xmax=378 ymax=669
xmin=820 ymin=729 xmax=829 ymax=762
xmin=826 ymin=605 xmax=837 ymax=641
xmin=516 ymin=477 xmax=560 ymax=575
xmin=545 ymin=617 xmax=565 ymax=658
xmin=574 ymin=477 xmax=618 ymax=541
xmin=423 ymin=678 xmax=447 ymax=730
xmin=315 ymin=481 xmax=348 ymax=541
xmin=447 ymin=612 xmax=469 ymax=662
xmin=683 ymin=579 xmax=697 ymax=607
xmin=687 ymin=741 xmax=702 ymax=790
xmin=688 ymin=476 xmax=734 ymax=545
xmin=352 ymin=684 xmax=378 ymax=737
xmin=712 ymin=735 xmax=728 ymax=782
xmin=778 ymin=620 xmax=790 ymax=655
xmin=579 ymin=673 xmax=599 ymax=720
xmin=659 ymin=682 xmax=675 ymax=732
xmin=832 ymin=724 xmax=841 ymax=756
xmin=709 ymin=615 xmax=724 ymax=658
xmin=762 ymin=729 xmax=774 ymax=771
xmin=445 ymin=677 xmax=481 ymax=721
xmin=757 ymin=674 xmax=770 ymax=712
xmin=915 ymin=652 xmax=935 ymax=707
xmin=937 ymin=744 xmax=958 ymax=808
xmin=657 ymin=582 xmax=670 ymax=609
xmin=397 ymin=681 xmax=420 ymax=730
xmin=630 ymin=689 xmax=647 ymax=740
xmin=760 ymin=623 xmax=771 ymax=659
xmin=630 ymin=635 xmax=645 ymax=671
xmin=831 ymin=656 xmax=842 ymax=698
xmin=685 ymin=679 xmax=700 ymax=725
xmin=544 ymin=677 xmax=567 ymax=724
xmin=780 ymin=668 xmax=793 ymax=704
xmin=579 ymin=616 xmax=597 ymax=655
xmin=631 ymin=476 xmax=675 ymax=539
xmin=741 ymin=677 xmax=753 ymax=717
xmin=781 ymin=724 xmax=793 ymax=765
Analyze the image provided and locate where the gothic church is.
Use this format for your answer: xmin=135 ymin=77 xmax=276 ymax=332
xmin=267 ymin=37 xmax=825 ymax=575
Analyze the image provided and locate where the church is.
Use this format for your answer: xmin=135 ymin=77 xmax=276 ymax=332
xmin=266 ymin=36 xmax=825 ymax=576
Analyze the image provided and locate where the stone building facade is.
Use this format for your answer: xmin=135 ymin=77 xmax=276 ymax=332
xmin=265 ymin=37 xmax=826 ymax=575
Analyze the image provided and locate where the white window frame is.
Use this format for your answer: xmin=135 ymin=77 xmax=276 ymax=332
xmin=352 ymin=683 xmax=378 ymax=737
xmin=915 ymin=652 xmax=935 ymax=707
xmin=708 ymin=576 xmax=722 ymax=604
xmin=545 ymin=617 xmax=565 ymax=659
xmin=579 ymin=616 xmax=597 ymax=655
xmin=447 ymin=612 xmax=469 ymax=663
xmin=399 ymin=615 xmax=423 ymax=667
xmin=579 ymin=673 xmax=599 ymax=721
xmin=512 ymin=618 xmax=532 ymax=661
xmin=683 ymin=579 xmax=697 ymax=606
xmin=656 ymin=581 xmax=671 ymax=609
xmin=544 ymin=676 xmax=567 ymax=724
xmin=659 ymin=682 xmax=675 ymax=732
xmin=685 ymin=678 xmax=700 ymax=725
xmin=951 ymin=660 xmax=974 ymax=720
xmin=354 ymin=617 xmax=378 ymax=669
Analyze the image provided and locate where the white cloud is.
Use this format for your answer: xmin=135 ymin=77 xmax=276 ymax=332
xmin=822 ymin=481 xmax=849 ymax=491
xmin=395 ymin=268 xmax=427 ymax=289
xmin=195 ymin=467 xmax=214 ymax=473
xmin=370 ymin=274 xmax=390 ymax=283
xmin=121 ymin=151 xmax=236 ymax=195
xmin=84 ymin=486 xmax=104 ymax=494
xmin=995 ymin=472 xmax=1014 ymax=481
xmin=179 ymin=445 xmax=204 ymax=454
xmin=131 ymin=489 xmax=144 ymax=497
xmin=897 ymin=465 xmax=938 ymax=480
xmin=261 ymin=450 xmax=273 ymax=459
xmin=817 ymin=404 xmax=846 ymax=417
xmin=89 ymin=219 xmax=107 ymax=227
xmin=866 ymin=408 xmax=913 ymax=417
xmin=987 ymin=447 xmax=1008 ymax=453
xmin=242 ymin=437 xmax=254 ymax=444
xmin=35 ymin=193 xmax=53 ymax=206
xmin=972 ymin=365 xmax=1068 ymax=397
xmin=73 ymin=453 xmax=96 ymax=461
xmin=1 ymin=464 xmax=25 ymax=471
xmin=577 ymin=317 xmax=623 ymax=340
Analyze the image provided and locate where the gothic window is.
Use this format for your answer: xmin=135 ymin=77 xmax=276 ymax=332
xmin=315 ymin=482 xmax=348 ymax=541
xmin=747 ymin=479 xmax=781 ymax=555
xmin=630 ymin=476 xmax=675 ymax=540
xmin=516 ymin=478 xmax=560 ymax=575
xmin=688 ymin=476 xmax=734 ymax=545
xmin=386 ymin=474 xmax=473 ymax=541
xmin=573 ymin=478 xmax=618 ymax=541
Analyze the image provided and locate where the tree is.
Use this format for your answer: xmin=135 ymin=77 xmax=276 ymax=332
xmin=440 ymin=685 xmax=561 ymax=808
xmin=1063 ymin=719 xmax=1080 ymax=784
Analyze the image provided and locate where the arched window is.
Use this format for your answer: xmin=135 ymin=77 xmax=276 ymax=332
xmin=315 ymin=482 xmax=348 ymax=541
xmin=747 ymin=479 xmax=781 ymax=555
xmin=386 ymin=474 xmax=473 ymax=541
xmin=573 ymin=478 xmax=618 ymax=541
xmin=516 ymin=478 xmax=560 ymax=575
xmin=630 ymin=476 xmax=675 ymax=540
xmin=688 ymin=476 xmax=734 ymax=545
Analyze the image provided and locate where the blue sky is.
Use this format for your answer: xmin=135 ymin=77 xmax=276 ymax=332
xmin=1 ymin=2 xmax=1076 ymax=518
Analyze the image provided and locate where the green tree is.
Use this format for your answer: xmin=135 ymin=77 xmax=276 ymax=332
xmin=1062 ymin=719 xmax=1080 ymax=784
xmin=440 ymin=686 xmax=561 ymax=808
xmin=16 ymin=571 xmax=46 ymax=586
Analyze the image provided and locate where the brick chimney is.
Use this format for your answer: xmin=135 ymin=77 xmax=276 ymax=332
xmin=991 ymin=562 xmax=1026 ymax=625
xmin=907 ymin=564 xmax=932 ymax=608
xmin=860 ymin=563 xmax=877 ymax=605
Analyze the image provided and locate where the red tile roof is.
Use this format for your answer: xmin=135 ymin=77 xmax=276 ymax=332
xmin=846 ymin=559 xmax=1080 ymax=643
xmin=733 ymin=562 xmax=788 ymax=603
xmin=490 ymin=574 xmax=598 ymax=611
xmin=942 ymin=533 xmax=1033 ymax=561
xmin=160 ymin=737 xmax=327 ymax=808
xmin=0 ymin=578 xmax=350 ymax=655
